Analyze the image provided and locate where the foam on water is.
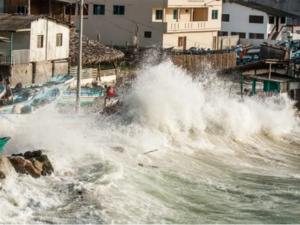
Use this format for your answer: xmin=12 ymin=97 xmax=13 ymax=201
xmin=0 ymin=60 xmax=299 ymax=223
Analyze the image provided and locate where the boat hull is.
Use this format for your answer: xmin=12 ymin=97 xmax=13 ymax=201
xmin=0 ymin=137 xmax=10 ymax=153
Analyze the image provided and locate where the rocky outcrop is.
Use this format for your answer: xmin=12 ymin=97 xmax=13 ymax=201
xmin=0 ymin=150 xmax=54 ymax=178
xmin=0 ymin=156 xmax=15 ymax=180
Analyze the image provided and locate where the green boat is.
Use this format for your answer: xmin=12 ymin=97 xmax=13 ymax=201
xmin=0 ymin=137 xmax=10 ymax=153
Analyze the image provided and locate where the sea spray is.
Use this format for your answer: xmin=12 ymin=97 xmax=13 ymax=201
xmin=0 ymin=60 xmax=299 ymax=223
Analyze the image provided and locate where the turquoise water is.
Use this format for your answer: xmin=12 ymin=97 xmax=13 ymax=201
xmin=0 ymin=61 xmax=299 ymax=224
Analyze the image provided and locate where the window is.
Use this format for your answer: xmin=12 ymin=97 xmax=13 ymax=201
xmin=281 ymin=17 xmax=286 ymax=24
xmin=173 ymin=9 xmax=178 ymax=20
xmin=77 ymin=4 xmax=89 ymax=15
xmin=16 ymin=6 xmax=27 ymax=14
xmin=222 ymin=14 xmax=230 ymax=22
xmin=156 ymin=10 xmax=163 ymax=20
xmin=94 ymin=5 xmax=105 ymax=15
xmin=231 ymin=32 xmax=246 ymax=38
xmin=144 ymin=31 xmax=152 ymax=38
xmin=113 ymin=5 xmax=125 ymax=15
xmin=178 ymin=37 xmax=184 ymax=47
xmin=249 ymin=15 xmax=264 ymax=23
xmin=249 ymin=33 xmax=264 ymax=39
xmin=212 ymin=10 xmax=218 ymax=19
xmin=37 ymin=35 xmax=44 ymax=48
xmin=269 ymin=16 xmax=274 ymax=24
xmin=218 ymin=31 xmax=228 ymax=36
xmin=65 ymin=5 xmax=75 ymax=15
xmin=56 ymin=33 xmax=63 ymax=46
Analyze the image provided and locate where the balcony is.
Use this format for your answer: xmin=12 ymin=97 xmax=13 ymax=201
xmin=166 ymin=21 xmax=221 ymax=33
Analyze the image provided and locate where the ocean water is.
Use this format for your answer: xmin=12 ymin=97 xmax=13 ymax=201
xmin=0 ymin=60 xmax=300 ymax=224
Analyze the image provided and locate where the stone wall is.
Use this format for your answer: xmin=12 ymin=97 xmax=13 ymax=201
xmin=170 ymin=52 xmax=237 ymax=74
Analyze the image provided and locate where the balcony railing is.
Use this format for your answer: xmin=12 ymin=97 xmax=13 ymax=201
xmin=166 ymin=21 xmax=220 ymax=32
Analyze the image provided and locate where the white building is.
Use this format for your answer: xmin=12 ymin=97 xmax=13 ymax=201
xmin=220 ymin=1 xmax=300 ymax=41
xmin=0 ymin=14 xmax=70 ymax=85
xmin=72 ymin=0 xmax=222 ymax=50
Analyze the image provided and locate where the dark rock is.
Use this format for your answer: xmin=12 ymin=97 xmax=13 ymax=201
xmin=7 ymin=151 xmax=54 ymax=178
xmin=35 ymin=155 xmax=54 ymax=176
xmin=11 ymin=153 xmax=23 ymax=157
xmin=0 ymin=171 xmax=5 ymax=179
xmin=24 ymin=150 xmax=42 ymax=159
xmin=8 ymin=156 xmax=41 ymax=178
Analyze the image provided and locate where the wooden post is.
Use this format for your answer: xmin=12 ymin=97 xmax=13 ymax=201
xmin=251 ymin=78 xmax=256 ymax=96
xmin=268 ymin=63 xmax=272 ymax=79
xmin=97 ymin=64 xmax=101 ymax=81
xmin=10 ymin=33 xmax=13 ymax=65
xmin=32 ymin=62 xmax=36 ymax=84
xmin=240 ymin=72 xmax=243 ymax=98
xmin=76 ymin=0 xmax=83 ymax=113
xmin=52 ymin=60 xmax=55 ymax=78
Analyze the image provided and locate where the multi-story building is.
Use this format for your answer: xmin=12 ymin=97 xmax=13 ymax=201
xmin=230 ymin=0 xmax=300 ymax=25
xmin=71 ymin=0 xmax=222 ymax=50
xmin=220 ymin=1 xmax=300 ymax=41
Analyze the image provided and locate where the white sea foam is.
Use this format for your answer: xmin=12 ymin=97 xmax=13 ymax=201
xmin=0 ymin=60 xmax=299 ymax=223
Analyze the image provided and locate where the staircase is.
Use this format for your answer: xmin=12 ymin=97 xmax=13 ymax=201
xmin=271 ymin=31 xmax=279 ymax=40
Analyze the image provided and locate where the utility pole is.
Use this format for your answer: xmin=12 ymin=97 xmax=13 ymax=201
xmin=28 ymin=0 xmax=31 ymax=15
xmin=76 ymin=0 xmax=83 ymax=113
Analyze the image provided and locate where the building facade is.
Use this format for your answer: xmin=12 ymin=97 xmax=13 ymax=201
xmin=72 ymin=0 xmax=222 ymax=50
xmin=221 ymin=2 xmax=300 ymax=41
xmin=237 ymin=0 xmax=300 ymax=25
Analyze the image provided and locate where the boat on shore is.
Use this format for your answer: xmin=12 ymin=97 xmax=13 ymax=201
xmin=0 ymin=74 xmax=74 ymax=114
xmin=57 ymin=88 xmax=103 ymax=105
xmin=0 ymin=137 xmax=10 ymax=153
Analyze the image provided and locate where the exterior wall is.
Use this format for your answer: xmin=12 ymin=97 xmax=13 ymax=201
xmin=75 ymin=0 xmax=221 ymax=49
xmin=0 ymin=31 xmax=30 ymax=50
xmin=163 ymin=31 xmax=218 ymax=49
xmin=217 ymin=35 xmax=239 ymax=49
xmin=3 ymin=0 xmax=49 ymax=14
xmin=11 ymin=64 xmax=33 ymax=86
xmin=30 ymin=19 xmax=69 ymax=62
xmin=10 ymin=61 xmax=68 ymax=86
xmin=246 ymin=0 xmax=300 ymax=25
xmin=221 ymin=3 xmax=269 ymax=39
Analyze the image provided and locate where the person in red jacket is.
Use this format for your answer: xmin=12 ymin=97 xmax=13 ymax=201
xmin=107 ymin=86 xmax=115 ymax=98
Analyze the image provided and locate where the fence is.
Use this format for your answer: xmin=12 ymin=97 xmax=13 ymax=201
xmin=170 ymin=52 xmax=236 ymax=74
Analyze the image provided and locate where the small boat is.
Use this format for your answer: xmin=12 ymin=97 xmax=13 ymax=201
xmin=0 ymin=137 xmax=10 ymax=153
xmin=58 ymin=88 xmax=104 ymax=105
xmin=0 ymin=74 xmax=74 ymax=114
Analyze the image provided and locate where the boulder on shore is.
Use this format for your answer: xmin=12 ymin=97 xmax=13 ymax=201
xmin=0 ymin=150 xmax=54 ymax=179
